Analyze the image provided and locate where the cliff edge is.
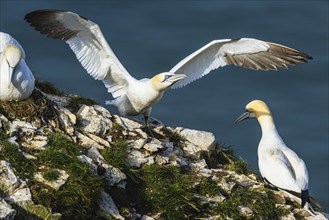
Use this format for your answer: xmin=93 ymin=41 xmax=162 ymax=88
xmin=0 ymin=83 xmax=327 ymax=220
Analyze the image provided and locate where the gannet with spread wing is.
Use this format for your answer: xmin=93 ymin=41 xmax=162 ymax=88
xmin=0 ymin=32 xmax=35 ymax=101
xmin=25 ymin=9 xmax=311 ymax=131
xmin=235 ymin=100 xmax=310 ymax=208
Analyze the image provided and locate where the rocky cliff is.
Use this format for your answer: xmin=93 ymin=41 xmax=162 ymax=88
xmin=0 ymin=83 xmax=327 ymax=220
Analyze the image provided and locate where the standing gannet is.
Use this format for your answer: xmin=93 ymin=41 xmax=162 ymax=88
xmin=0 ymin=32 xmax=35 ymax=101
xmin=25 ymin=10 xmax=312 ymax=131
xmin=235 ymin=100 xmax=309 ymax=208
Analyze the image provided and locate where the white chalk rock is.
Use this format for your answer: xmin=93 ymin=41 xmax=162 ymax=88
xmin=97 ymin=191 xmax=124 ymax=220
xmin=76 ymin=105 xmax=112 ymax=136
xmin=0 ymin=199 xmax=16 ymax=220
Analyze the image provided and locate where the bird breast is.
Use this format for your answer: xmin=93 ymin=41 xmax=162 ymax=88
xmin=116 ymin=80 xmax=164 ymax=116
xmin=0 ymin=59 xmax=35 ymax=101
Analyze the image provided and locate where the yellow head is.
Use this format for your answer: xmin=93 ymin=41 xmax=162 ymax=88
xmin=150 ymin=72 xmax=186 ymax=91
xmin=235 ymin=100 xmax=272 ymax=123
xmin=245 ymin=100 xmax=272 ymax=118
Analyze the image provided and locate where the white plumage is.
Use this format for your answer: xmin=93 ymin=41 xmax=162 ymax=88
xmin=235 ymin=100 xmax=309 ymax=208
xmin=25 ymin=9 xmax=311 ymax=128
xmin=0 ymin=32 xmax=35 ymax=101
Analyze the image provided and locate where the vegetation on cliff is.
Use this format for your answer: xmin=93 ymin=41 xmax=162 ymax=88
xmin=0 ymin=81 xmax=323 ymax=220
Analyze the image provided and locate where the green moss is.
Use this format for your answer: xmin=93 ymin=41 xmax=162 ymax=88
xmin=30 ymin=181 xmax=56 ymax=208
xmin=198 ymin=177 xmax=222 ymax=197
xmin=0 ymin=90 xmax=57 ymax=122
xmin=225 ymin=159 xmax=251 ymax=175
xmin=66 ymin=95 xmax=97 ymax=112
xmin=31 ymin=132 xmax=103 ymax=219
xmin=107 ymin=162 xmax=202 ymax=219
xmin=101 ymin=139 xmax=140 ymax=183
xmin=141 ymin=164 xmax=198 ymax=219
xmin=35 ymin=79 xmax=64 ymax=96
xmin=0 ymin=138 xmax=37 ymax=180
xmin=43 ymin=169 xmax=61 ymax=181
xmin=50 ymin=165 xmax=103 ymax=219
xmin=38 ymin=133 xmax=82 ymax=169
xmin=0 ymin=127 xmax=9 ymax=140
xmin=101 ymin=139 xmax=129 ymax=171
xmin=215 ymin=199 xmax=241 ymax=219
xmin=12 ymin=202 xmax=61 ymax=220
xmin=215 ymin=187 xmax=288 ymax=219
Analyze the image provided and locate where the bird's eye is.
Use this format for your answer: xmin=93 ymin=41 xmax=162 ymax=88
xmin=165 ymin=75 xmax=171 ymax=80
xmin=162 ymin=75 xmax=172 ymax=82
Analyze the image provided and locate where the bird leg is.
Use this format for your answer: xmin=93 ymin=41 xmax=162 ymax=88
xmin=142 ymin=115 xmax=155 ymax=140
xmin=261 ymin=177 xmax=279 ymax=191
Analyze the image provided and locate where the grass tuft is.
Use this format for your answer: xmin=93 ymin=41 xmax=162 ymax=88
xmin=0 ymin=89 xmax=57 ymax=123
xmin=215 ymin=186 xmax=288 ymax=219
xmin=204 ymin=144 xmax=252 ymax=175
xmin=43 ymin=169 xmax=61 ymax=181
xmin=35 ymin=79 xmax=65 ymax=96
xmin=198 ymin=177 xmax=222 ymax=197
xmin=66 ymin=95 xmax=97 ymax=113
xmin=31 ymin=132 xmax=103 ymax=219
xmin=160 ymin=127 xmax=186 ymax=149
xmin=141 ymin=164 xmax=198 ymax=219
xmin=225 ymin=159 xmax=251 ymax=175
xmin=101 ymin=139 xmax=130 ymax=171
xmin=0 ymin=138 xmax=37 ymax=180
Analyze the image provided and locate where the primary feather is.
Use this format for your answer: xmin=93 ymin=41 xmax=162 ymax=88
xmin=170 ymin=38 xmax=312 ymax=89
xmin=25 ymin=9 xmax=134 ymax=99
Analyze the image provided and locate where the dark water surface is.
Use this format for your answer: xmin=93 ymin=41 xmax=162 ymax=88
xmin=1 ymin=1 xmax=328 ymax=210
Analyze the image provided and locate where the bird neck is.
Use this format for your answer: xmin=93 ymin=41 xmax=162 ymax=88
xmin=149 ymin=79 xmax=166 ymax=92
xmin=257 ymin=114 xmax=278 ymax=136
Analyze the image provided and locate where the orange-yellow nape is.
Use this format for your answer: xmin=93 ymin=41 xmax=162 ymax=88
xmin=3 ymin=45 xmax=22 ymax=67
xmin=150 ymin=72 xmax=168 ymax=91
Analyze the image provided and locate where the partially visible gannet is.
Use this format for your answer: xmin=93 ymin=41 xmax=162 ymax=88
xmin=0 ymin=32 xmax=35 ymax=101
xmin=235 ymin=100 xmax=309 ymax=208
xmin=25 ymin=9 xmax=312 ymax=131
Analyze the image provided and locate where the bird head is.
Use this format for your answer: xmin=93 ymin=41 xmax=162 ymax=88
xmin=3 ymin=45 xmax=22 ymax=68
xmin=2 ymin=45 xmax=22 ymax=88
xmin=235 ymin=100 xmax=272 ymax=123
xmin=151 ymin=72 xmax=186 ymax=91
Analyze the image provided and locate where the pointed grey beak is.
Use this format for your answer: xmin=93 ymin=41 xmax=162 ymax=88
xmin=167 ymin=74 xmax=186 ymax=83
xmin=6 ymin=59 xmax=14 ymax=89
xmin=235 ymin=111 xmax=252 ymax=124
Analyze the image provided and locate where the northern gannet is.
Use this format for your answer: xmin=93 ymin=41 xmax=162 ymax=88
xmin=25 ymin=9 xmax=312 ymax=131
xmin=235 ymin=100 xmax=309 ymax=208
xmin=0 ymin=32 xmax=35 ymax=101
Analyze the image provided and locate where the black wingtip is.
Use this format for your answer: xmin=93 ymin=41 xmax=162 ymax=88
xmin=24 ymin=9 xmax=88 ymax=23
xmin=25 ymin=9 xmax=65 ymax=20
xmin=301 ymin=189 xmax=309 ymax=208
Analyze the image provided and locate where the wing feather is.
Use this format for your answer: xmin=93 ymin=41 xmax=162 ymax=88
xmin=25 ymin=9 xmax=135 ymax=98
xmin=170 ymin=38 xmax=312 ymax=89
xmin=260 ymin=149 xmax=300 ymax=192
xmin=282 ymin=147 xmax=309 ymax=190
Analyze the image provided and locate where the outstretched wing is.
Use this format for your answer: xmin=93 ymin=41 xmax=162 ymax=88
xmin=170 ymin=38 xmax=312 ymax=89
xmin=25 ymin=9 xmax=135 ymax=98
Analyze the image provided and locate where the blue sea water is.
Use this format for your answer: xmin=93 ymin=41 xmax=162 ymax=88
xmin=1 ymin=0 xmax=328 ymax=211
